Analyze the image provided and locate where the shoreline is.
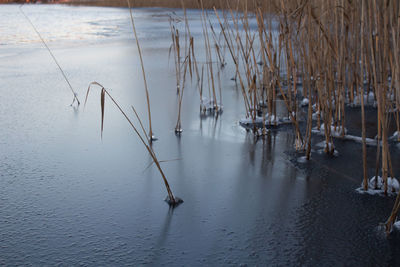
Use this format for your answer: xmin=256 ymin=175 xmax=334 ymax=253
xmin=0 ymin=0 xmax=273 ymax=11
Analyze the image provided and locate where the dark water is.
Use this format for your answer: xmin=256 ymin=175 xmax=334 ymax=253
xmin=1 ymin=4 xmax=400 ymax=266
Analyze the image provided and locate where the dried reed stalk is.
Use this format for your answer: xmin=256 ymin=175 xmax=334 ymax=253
xmin=19 ymin=5 xmax=80 ymax=106
xmin=85 ymin=81 xmax=182 ymax=206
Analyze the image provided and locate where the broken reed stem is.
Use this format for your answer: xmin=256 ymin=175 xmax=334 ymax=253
xmin=19 ymin=5 xmax=80 ymax=106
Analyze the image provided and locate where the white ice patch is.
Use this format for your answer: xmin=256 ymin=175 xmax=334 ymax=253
xmin=294 ymin=137 xmax=303 ymax=149
xmin=368 ymin=91 xmax=375 ymax=101
xmin=312 ymin=103 xmax=317 ymax=111
xmin=350 ymin=92 xmax=376 ymax=107
xmin=333 ymin=149 xmax=339 ymax=157
xmin=311 ymin=124 xmax=379 ymax=146
xmin=239 ymin=112 xmax=294 ymax=130
xmin=265 ymin=113 xmax=280 ymax=125
xmin=297 ymin=155 xmax=309 ymax=163
xmin=344 ymin=135 xmax=377 ymax=146
xmin=312 ymin=123 xmax=347 ymax=137
xmin=315 ymin=141 xmax=327 ymax=148
xmin=390 ymin=131 xmax=399 ymax=141
xmin=239 ymin=116 xmax=263 ymax=125
xmin=301 ymin=98 xmax=309 ymax=106
xmin=394 ymin=221 xmax=400 ymax=231
xmin=311 ymin=111 xmax=322 ymax=120
xmin=356 ymin=176 xmax=399 ymax=196
xmin=315 ymin=141 xmax=335 ymax=151
xmin=200 ymin=97 xmax=223 ymax=113
xmin=255 ymin=128 xmax=269 ymax=136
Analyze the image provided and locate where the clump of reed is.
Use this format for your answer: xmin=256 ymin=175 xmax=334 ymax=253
xmin=169 ymin=0 xmax=197 ymax=134
xmin=84 ymin=81 xmax=182 ymax=206
xmin=168 ymin=0 xmax=224 ymax=120
xmin=196 ymin=0 xmax=224 ymax=115
xmin=60 ymin=0 xmax=274 ymax=11
xmin=208 ymin=0 xmax=400 ymax=232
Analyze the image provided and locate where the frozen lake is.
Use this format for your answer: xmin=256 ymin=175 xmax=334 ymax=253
xmin=1 ymin=4 xmax=400 ymax=265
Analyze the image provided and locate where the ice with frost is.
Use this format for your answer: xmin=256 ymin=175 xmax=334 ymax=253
xmin=316 ymin=146 xmax=339 ymax=157
xmin=315 ymin=140 xmax=328 ymax=148
xmin=265 ymin=113 xmax=280 ymax=125
xmin=394 ymin=221 xmax=400 ymax=231
xmin=239 ymin=116 xmax=263 ymax=126
xmin=356 ymin=176 xmax=399 ymax=195
xmin=300 ymin=98 xmax=309 ymax=107
xmin=390 ymin=131 xmax=399 ymax=141
xmin=239 ymin=113 xmax=286 ymax=128
xmin=350 ymin=92 xmax=375 ymax=106
xmin=200 ymin=97 xmax=223 ymax=113
xmin=344 ymin=135 xmax=377 ymax=146
xmin=312 ymin=124 xmax=378 ymax=146
xmin=297 ymin=155 xmax=309 ymax=163
xmin=312 ymin=111 xmax=320 ymax=120
xmin=313 ymin=123 xmax=347 ymax=137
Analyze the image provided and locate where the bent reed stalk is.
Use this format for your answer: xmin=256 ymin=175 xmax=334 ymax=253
xmin=85 ymin=81 xmax=182 ymax=206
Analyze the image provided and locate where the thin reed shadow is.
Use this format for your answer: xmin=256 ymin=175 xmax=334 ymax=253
xmin=148 ymin=206 xmax=176 ymax=265
xmin=72 ymin=104 xmax=80 ymax=117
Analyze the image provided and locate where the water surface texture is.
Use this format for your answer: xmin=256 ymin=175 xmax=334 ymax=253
xmin=1 ymin=4 xmax=400 ymax=266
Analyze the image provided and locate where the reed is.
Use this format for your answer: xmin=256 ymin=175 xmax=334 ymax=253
xmin=124 ymin=0 xmax=400 ymax=228
xmin=169 ymin=19 xmax=181 ymax=94
xmin=56 ymin=0 xmax=273 ymax=11
xmin=169 ymin=0 xmax=199 ymax=133
xmin=258 ymin=0 xmax=400 ymax=231
xmin=19 ymin=4 xmax=80 ymax=106
xmin=200 ymin=0 xmax=218 ymax=112
xmin=194 ymin=0 xmax=223 ymax=115
xmin=360 ymin=0 xmax=368 ymax=191
xmin=207 ymin=2 xmax=400 ymax=218
xmin=127 ymin=0 xmax=155 ymax=141
xmin=85 ymin=82 xmax=182 ymax=206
